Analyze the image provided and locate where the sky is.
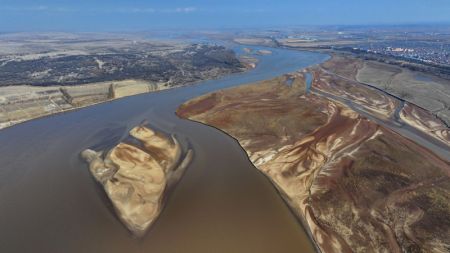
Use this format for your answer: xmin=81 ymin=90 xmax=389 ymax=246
xmin=1 ymin=0 xmax=450 ymax=32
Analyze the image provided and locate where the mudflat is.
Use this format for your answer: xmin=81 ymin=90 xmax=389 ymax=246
xmin=178 ymin=72 xmax=450 ymax=253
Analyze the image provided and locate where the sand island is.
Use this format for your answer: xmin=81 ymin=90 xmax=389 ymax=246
xmin=81 ymin=124 xmax=193 ymax=236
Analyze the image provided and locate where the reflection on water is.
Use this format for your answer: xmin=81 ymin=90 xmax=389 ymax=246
xmin=0 ymin=46 xmax=328 ymax=253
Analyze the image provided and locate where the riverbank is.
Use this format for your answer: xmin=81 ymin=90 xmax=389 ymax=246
xmin=236 ymin=37 xmax=450 ymax=126
xmin=177 ymin=72 xmax=450 ymax=253
xmin=0 ymin=80 xmax=165 ymax=130
xmin=0 ymin=34 xmax=247 ymax=130
xmin=0 ymin=64 xmax=252 ymax=131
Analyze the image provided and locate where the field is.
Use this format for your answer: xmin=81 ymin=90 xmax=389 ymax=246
xmin=323 ymin=55 xmax=450 ymax=126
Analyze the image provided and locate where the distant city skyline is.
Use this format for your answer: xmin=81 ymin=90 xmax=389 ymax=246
xmin=1 ymin=0 xmax=450 ymax=32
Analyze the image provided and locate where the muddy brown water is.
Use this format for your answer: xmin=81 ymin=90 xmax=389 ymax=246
xmin=0 ymin=47 xmax=328 ymax=253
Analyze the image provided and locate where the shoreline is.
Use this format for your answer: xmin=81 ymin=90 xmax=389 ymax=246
xmin=175 ymin=115 xmax=323 ymax=253
xmin=0 ymin=67 xmax=249 ymax=132
xmin=175 ymin=68 xmax=450 ymax=252
xmin=234 ymin=41 xmax=450 ymax=128
xmin=0 ymin=84 xmax=172 ymax=131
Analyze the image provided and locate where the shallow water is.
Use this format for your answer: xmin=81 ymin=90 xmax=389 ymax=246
xmin=414 ymin=73 xmax=433 ymax=82
xmin=0 ymin=47 xmax=328 ymax=253
xmin=305 ymin=72 xmax=313 ymax=93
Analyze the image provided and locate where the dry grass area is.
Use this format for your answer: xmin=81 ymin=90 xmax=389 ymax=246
xmin=178 ymin=75 xmax=450 ymax=253
xmin=321 ymin=55 xmax=365 ymax=80
xmin=316 ymin=55 xmax=450 ymax=146
xmin=400 ymin=103 xmax=450 ymax=144
xmin=323 ymin=55 xmax=450 ymax=125
xmin=311 ymin=68 xmax=399 ymax=120
xmin=359 ymin=64 xmax=450 ymax=124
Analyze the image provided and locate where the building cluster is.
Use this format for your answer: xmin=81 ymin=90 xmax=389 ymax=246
xmin=356 ymin=42 xmax=450 ymax=66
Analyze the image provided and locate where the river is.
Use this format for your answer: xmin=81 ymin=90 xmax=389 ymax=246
xmin=0 ymin=46 xmax=329 ymax=253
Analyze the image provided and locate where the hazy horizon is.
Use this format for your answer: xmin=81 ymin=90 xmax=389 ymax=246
xmin=1 ymin=0 xmax=450 ymax=32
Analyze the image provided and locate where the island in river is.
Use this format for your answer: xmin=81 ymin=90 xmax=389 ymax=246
xmin=178 ymin=61 xmax=450 ymax=252
xmin=82 ymin=124 xmax=193 ymax=236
